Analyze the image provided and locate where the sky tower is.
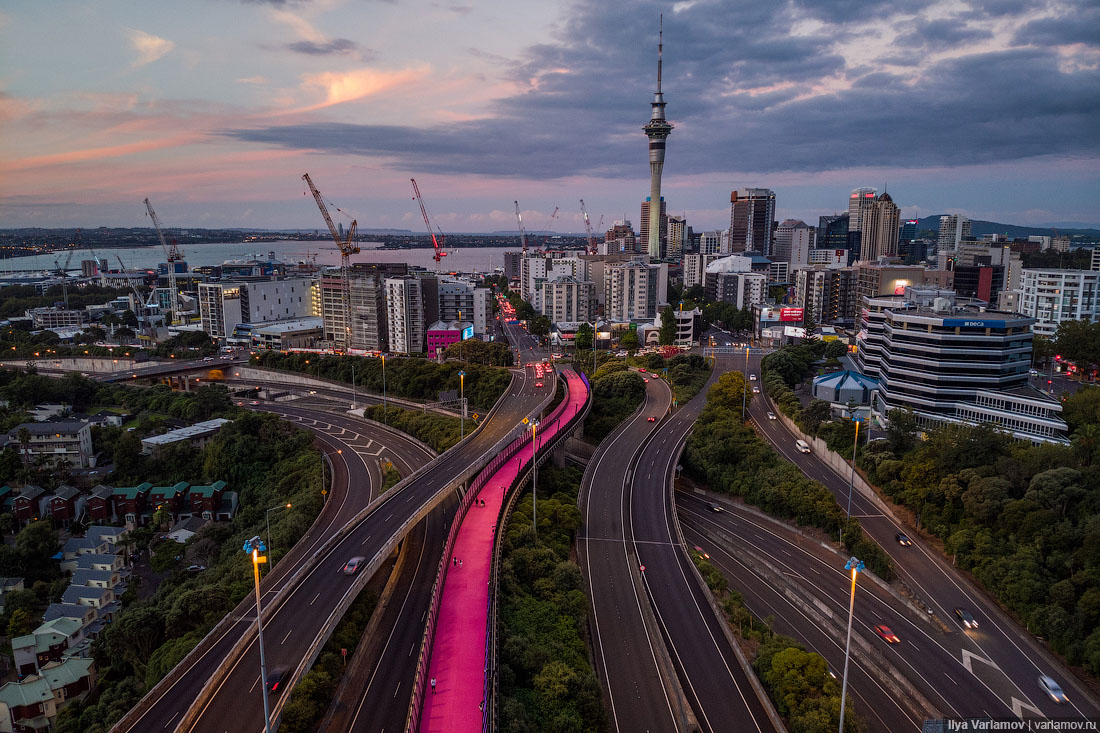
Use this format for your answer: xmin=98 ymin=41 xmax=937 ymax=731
xmin=643 ymin=15 xmax=673 ymax=261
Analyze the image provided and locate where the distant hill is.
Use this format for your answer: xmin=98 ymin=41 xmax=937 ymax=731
xmin=915 ymin=217 xmax=1100 ymax=240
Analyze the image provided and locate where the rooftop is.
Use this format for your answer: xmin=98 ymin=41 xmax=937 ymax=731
xmin=141 ymin=419 xmax=230 ymax=447
xmin=252 ymin=317 xmax=324 ymax=336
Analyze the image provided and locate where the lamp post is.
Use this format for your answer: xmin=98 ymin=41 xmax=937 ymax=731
xmin=531 ymin=419 xmax=540 ymax=542
xmin=839 ymin=556 xmax=865 ymax=733
xmin=458 ymin=371 xmax=466 ymax=439
xmin=846 ymin=416 xmax=861 ymax=519
xmin=351 ymin=360 xmax=357 ymax=411
xmin=320 ymin=449 xmax=342 ymax=504
xmin=243 ymin=536 xmax=273 ymax=733
xmin=265 ymin=503 xmax=292 ymax=560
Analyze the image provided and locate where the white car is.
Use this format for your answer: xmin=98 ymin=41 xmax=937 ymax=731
xmin=1038 ymin=675 xmax=1068 ymax=704
xmin=752 ymin=386 xmax=760 ymax=393
xmin=749 ymin=374 xmax=757 ymax=381
xmin=767 ymin=411 xmax=777 ymax=420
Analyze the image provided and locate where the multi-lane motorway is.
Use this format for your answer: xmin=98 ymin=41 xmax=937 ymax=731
xmin=739 ymin=353 xmax=1100 ymax=723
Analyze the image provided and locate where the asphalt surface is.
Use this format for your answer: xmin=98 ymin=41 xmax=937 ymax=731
xmin=742 ymin=354 xmax=1100 ymax=723
xmin=630 ymin=359 xmax=782 ymax=733
xmin=122 ymin=357 xmax=549 ymax=732
xmin=579 ymin=377 xmax=682 ymax=732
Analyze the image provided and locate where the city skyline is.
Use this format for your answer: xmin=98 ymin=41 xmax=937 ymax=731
xmin=1 ymin=0 xmax=1098 ymax=231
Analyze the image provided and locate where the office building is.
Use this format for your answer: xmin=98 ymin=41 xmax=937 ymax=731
xmin=504 ymin=251 xmax=522 ymax=281
xmin=858 ymin=292 xmax=1067 ymax=444
xmin=542 ymin=275 xmax=594 ymax=324
xmin=653 ymin=306 xmax=701 ymax=346
xmin=854 ymin=262 xmax=929 ymax=304
xmin=27 ymin=308 xmax=86 ymax=330
xmin=729 ymin=188 xmax=775 ymax=254
xmin=937 ymin=214 xmax=971 ymax=254
xmin=847 ymin=188 xmax=877 ymax=234
xmin=818 ymin=213 xmax=850 ymax=254
xmin=640 ymin=197 xmax=667 ymax=258
xmin=385 ymin=276 xmax=438 ymax=355
xmin=809 ymin=249 xmax=848 ymax=268
xmin=899 ymin=219 xmax=919 ymax=243
xmin=774 ymin=219 xmax=815 ymax=266
xmin=320 ymin=264 xmax=406 ymax=352
xmin=605 ymin=259 xmax=664 ymax=321
xmin=859 ymin=192 xmax=900 ymax=261
xmin=683 ymin=253 xmax=722 ymax=288
xmin=666 ymin=215 xmax=686 ymax=258
xmin=426 ymin=320 xmax=474 ymax=356
xmin=1017 ymin=269 xmax=1100 ymax=337
xmin=251 ymin=317 xmax=324 ymax=350
xmin=199 ymin=278 xmax=313 ymax=341
xmin=699 ymin=231 xmax=723 ymax=255
xmin=602 ymin=222 xmax=637 ymax=255
xmin=438 ymin=279 xmax=490 ymax=336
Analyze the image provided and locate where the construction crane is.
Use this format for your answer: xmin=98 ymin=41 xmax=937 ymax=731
xmin=541 ymin=206 xmax=560 ymax=248
xmin=117 ymin=256 xmax=147 ymax=329
xmin=580 ymin=199 xmax=597 ymax=254
xmin=411 ymin=179 xmax=446 ymax=263
xmin=302 ymin=173 xmax=359 ymax=355
xmin=52 ymin=249 xmax=76 ymax=309
xmin=514 ymin=201 xmax=529 ymax=254
xmin=143 ymin=198 xmax=183 ymax=325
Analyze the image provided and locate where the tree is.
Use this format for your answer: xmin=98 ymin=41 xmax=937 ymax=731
xmin=659 ymin=306 xmax=677 ymax=346
xmin=1053 ymin=319 xmax=1100 ymax=374
xmin=6 ymin=608 xmax=34 ymax=638
xmin=618 ymin=329 xmax=638 ymax=354
xmin=574 ymin=323 xmax=593 ymax=352
xmin=1071 ymin=423 xmax=1100 ymax=466
xmin=885 ymin=408 xmax=919 ymax=453
xmin=528 ymin=315 xmax=551 ymax=341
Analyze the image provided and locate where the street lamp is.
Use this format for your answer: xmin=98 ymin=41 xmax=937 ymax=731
xmin=838 ymin=556 xmax=865 ymax=733
xmin=350 ymin=359 xmax=357 ymax=411
xmin=458 ymin=371 xmax=466 ymax=439
xmin=381 ymin=353 xmax=388 ymax=422
xmin=845 ymin=416 xmax=861 ymax=519
xmin=242 ymin=536 xmax=273 ymax=733
xmin=741 ymin=347 xmax=750 ymax=421
xmin=265 ymin=503 xmax=292 ymax=559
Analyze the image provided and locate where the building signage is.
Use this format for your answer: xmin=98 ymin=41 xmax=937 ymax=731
xmin=461 ymin=325 xmax=475 ymax=340
xmin=780 ymin=308 xmax=804 ymax=322
xmin=943 ymin=318 xmax=1005 ymax=330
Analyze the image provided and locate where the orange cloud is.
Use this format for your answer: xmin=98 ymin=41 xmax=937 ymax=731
xmin=294 ymin=66 xmax=430 ymax=112
xmin=2 ymin=133 xmax=201 ymax=173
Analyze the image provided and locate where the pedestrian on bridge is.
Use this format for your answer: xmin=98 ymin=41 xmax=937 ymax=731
xmin=431 ymin=677 xmax=436 ymax=694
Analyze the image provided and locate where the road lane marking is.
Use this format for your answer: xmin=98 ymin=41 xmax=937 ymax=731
xmin=310 ymin=592 xmax=320 ymax=605
xmin=281 ymin=629 xmax=293 ymax=644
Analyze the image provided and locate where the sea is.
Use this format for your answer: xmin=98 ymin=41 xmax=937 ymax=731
xmin=0 ymin=240 xmax=530 ymax=277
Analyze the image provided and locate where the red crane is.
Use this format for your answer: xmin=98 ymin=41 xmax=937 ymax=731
xmin=411 ymin=178 xmax=446 ymax=262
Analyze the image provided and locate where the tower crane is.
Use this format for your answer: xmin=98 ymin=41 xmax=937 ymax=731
xmin=411 ymin=179 xmax=446 ymax=263
xmin=52 ymin=249 xmax=76 ymax=309
xmin=302 ymin=173 xmax=359 ymax=355
xmin=514 ymin=201 xmax=529 ymax=255
xmin=542 ymin=206 xmax=560 ymax=248
xmin=143 ymin=198 xmax=183 ymax=325
xmin=117 ymin=256 xmax=147 ymax=329
xmin=580 ymin=199 xmax=597 ymax=254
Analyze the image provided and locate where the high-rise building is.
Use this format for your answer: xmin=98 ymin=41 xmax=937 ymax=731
xmin=1092 ymin=248 xmax=1100 ymax=271
xmin=712 ymin=271 xmax=768 ymax=309
xmin=859 ymin=193 xmax=900 ymax=261
xmin=639 ymin=197 xmax=667 ymax=257
xmin=385 ymin=276 xmax=438 ymax=354
xmin=666 ymin=215 xmax=686 ymax=258
xmin=899 ymin=219 xmax=918 ymax=243
xmin=320 ymin=263 xmax=407 ymax=351
xmin=774 ymin=219 xmax=815 ymax=266
xmin=699 ymin=231 xmax=723 ymax=255
xmin=200 ymin=278 xmax=313 ymax=341
xmin=503 ymin=251 xmax=522 ymax=281
xmin=854 ymin=262 xmax=928 ymax=304
xmin=521 ymin=252 xmax=579 ymax=312
xmin=643 ymin=20 xmax=673 ymax=261
xmin=1018 ymin=268 xmax=1100 ymax=337
xmin=602 ymin=222 xmax=637 ymax=255
xmin=438 ymin=279 xmax=490 ymax=336
xmin=847 ymin=188 xmax=877 ymax=233
xmin=682 ymin=253 xmax=722 ymax=288
xmin=729 ymin=188 xmax=775 ymax=254
xmin=818 ymin=213 xmax=849 ymax=253
xmin=937 ymin=214 xmax=971 ymax=254
xmin=604 ymin=259 xmax=663 ymax=321
xmin=542 ymin=275 xmax=594 ymax=324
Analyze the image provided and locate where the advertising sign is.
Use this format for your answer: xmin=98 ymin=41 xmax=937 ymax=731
xmin=943 ymin=318 xmax=1005 ymax=330
xmin=780 ymin=308 xmax=804 ymax=322
xmin=461 ymin=325 xmax=475 ymax=340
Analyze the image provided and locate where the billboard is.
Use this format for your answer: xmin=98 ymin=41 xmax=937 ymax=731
xmin=780 ymin=308 xmax=804 ymax=322
xmin=461 ymin=325 xmax=475 ymax=340
xmin=784 ymin=326 xmax=806 ymax=338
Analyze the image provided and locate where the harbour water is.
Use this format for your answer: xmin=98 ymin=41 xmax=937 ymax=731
xmin=0 ymin=241 xmax=532 ymax=276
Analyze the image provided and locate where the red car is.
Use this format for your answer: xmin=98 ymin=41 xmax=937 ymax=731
xmin=644 ymin=378 xmax=649 ymax=383
xmin=647 ymin=417 xmax=656 ymax=422
xmin=535 ymin=382 xmax=544 ymax=388
xmin=638 ymin=368 xmax=646 ymax=373
xmin=874 ymin=625 xmax=900 ymax=644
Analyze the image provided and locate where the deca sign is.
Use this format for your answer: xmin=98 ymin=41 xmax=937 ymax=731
xmin=780 ymin=308 xmax=804 ymax=322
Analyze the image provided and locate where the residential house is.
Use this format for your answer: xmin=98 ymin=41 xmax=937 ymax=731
xmin=84 ymin=526 xmax=127 ymax=554
xmin=112 ymin=483 xmax=152 ymax=525
xmin=43 ymin=604 xmax=99 ymax=638
xmin=0 ymin=487 xmax=13 ymax=513
xmin=13 ymin=487 xmax=47 ymax=523
xmin=60 ymin=585 xmax=116 ymax=616
xmin=185 ymin=481 xmax=227 ymax=519
xmin=48 ymin=486 xmax=85 ymax=527
xmin=11 ymin=618 xmax=84 ymax=678
xmin=3 ymin=421 xmax=95 ymax=469
xmin=0 ymin=657 xmax=96 ymax=731
xmin=147 ymin=482 xmax=189 ymax=522
xmin=166 ymin=516 xmax=207 ymax=544
xmin=59 ymin=537 xmax=110 ymax=574
xmin=85 ymin=486 xmax=115 ymax=523
xmin=0 ymin=578 xmax=24 ymax=614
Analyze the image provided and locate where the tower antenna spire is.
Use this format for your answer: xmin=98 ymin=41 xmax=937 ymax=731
xmin=643 ymin=14 xmax=673 ymax=261
xmin=657 ymin=14 xmax=663 ymax=94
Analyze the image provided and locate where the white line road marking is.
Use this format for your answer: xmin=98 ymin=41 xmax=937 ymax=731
xmin=281 ymin=629 xmax=292 ymax=644
xmin=310 ymin=593 xmax=320 ymax=606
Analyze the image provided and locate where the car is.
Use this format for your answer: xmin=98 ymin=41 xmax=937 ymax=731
xmin=342 ymin=556 xmax=366 ymax=575
xmin=643 ymin=378 xmax=649 ymax=383
xmin=647 ymin=416 xmax=656 ymax=422
xmin=692 ymin=545 xmax=711 ymax=560
xmin=202 ymin=356 xmax=215 ymax=362
xmin=526 ymin=362 xmax=534 ymax=367
xmin=1038 ymin=674 xmax=1068 ymax=703
xmin=795 ymin=439 xmax=811 ymax=453
xmin=896 ymin=533 xmax=913 ymax=546
xmin=639 ymin=368 xmax=646 ymax=373
xmin=749 ymin=374 xmax=757 ymax=381
xmin=874 ymin=624 xmax=900 ymax=644
xmin=251 ymin=400 xmax=260 ymax=405
xmin=752 ymin=386 xmax=760 ymax=393
xmin=954 ymin=607 xmax=978 ymax=629
xmin=219 ymin=355 xmax=233 ymax=360
xmin=1029 ymin=368 xmax=1040 ymax=375
xmin=707 ymin=502 xmax=723 ymax=513
xmin=766 ymin=411 xmax=777 ymax=420
xmin=265 ymin=666 xmax=291 ymax=694
xmin=185 ymin=564 xmax=206 ymax=573
xmin=535 ymin=382 xmax=544 ymax=388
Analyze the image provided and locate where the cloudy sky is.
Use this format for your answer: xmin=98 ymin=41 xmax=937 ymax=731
xmin=1 ymin=0 xmax=1098 ymax=233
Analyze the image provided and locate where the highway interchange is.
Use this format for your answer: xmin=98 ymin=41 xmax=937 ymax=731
xmin=34 ymin=317 xmax=1090 ymax=731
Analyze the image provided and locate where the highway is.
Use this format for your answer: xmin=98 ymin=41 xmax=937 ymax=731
xmin=119 ymin=355 xmax=551 ymax=732
xmin=629 ymin=359 xmax=782 ymax=733
xmin=579 ymin=377 xmax=683 ymax=731
xmin=741 ymin=353 xmax=1100 ymax=723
